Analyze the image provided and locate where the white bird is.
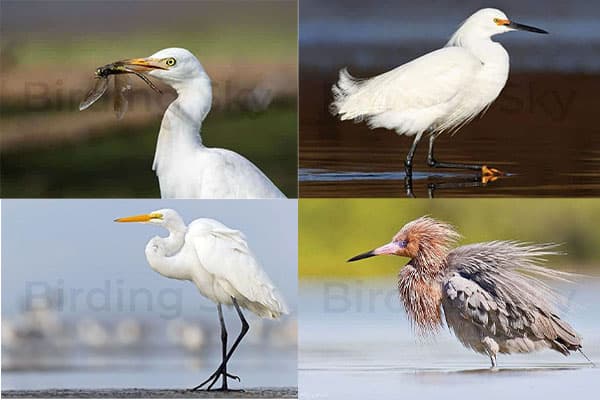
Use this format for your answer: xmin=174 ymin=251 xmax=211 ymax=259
xmin=331 ymin=8 xmax=547 ymax=178
xmin=115 ymin=208 xmax=288 ymax=391
xmin=117 ymin=48 xmax=286 ymax=199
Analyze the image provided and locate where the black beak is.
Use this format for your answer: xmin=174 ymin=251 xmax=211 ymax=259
xmin=507 ymin=21 xmax=548 ymax=34
xmin=347 ymin=250 xmax=376 ymax=262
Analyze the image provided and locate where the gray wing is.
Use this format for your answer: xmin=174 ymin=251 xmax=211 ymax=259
xmin=442 ymin=242 xmax=581 ymax=355
xmin=79 ymin=76 xmax=108 ymax=111
xmin=114 ymin=74 xmax=132 ymax=120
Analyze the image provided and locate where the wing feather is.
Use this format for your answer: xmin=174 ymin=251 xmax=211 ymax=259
xmin=442 ymin=242 xmax=582 ymax=355
xmin=332 ymin=47 xmax=481 ymax=123
xmin=189 ymin=219 xmax=288 ymax=318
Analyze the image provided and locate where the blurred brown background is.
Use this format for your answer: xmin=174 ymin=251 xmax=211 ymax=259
xmin=1 ymin=0 xmax=298 ymax=197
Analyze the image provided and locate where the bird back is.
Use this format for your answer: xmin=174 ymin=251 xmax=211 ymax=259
xmin=442 ymin=241 xmax=582 ymax=355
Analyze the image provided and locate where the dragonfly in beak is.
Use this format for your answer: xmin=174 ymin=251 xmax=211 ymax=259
xmin=79 ymin=58 xmax=165 ymax=119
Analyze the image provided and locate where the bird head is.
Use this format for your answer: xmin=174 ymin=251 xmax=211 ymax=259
xmin=450 ymin=8 xmax=547 ymax=43
xmin=118 ymin=48 xmax=208 ymax=89
xmin=114 ymin=208 xmax=185 ymax=230
xmin=347 ymin=217 xmax=460 ymax=267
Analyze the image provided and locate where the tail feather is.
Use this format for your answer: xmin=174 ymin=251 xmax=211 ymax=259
xmin=550 ymin=314 xmax=581 ymax=350
xmin=330 ymin=68 xmax=363 ymax=118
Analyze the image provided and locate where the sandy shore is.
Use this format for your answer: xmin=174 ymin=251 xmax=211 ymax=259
xmin=1 ymin=388 xmax=297 ymax=399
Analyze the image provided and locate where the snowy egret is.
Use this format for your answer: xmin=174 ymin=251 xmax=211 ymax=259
xmin=348 ymin=217 xmax=592 ymax=367
xmin=115 ymin=209 xmax=288 ymax=390
xmin=115 ymin=48 xmax=286 ymax=199
xmin=332 ymin=8 xmax=548 ymax=178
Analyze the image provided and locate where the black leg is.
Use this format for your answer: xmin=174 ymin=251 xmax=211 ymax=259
xmin=191 ymin=304 xmax=240 ymax=392
xmin=427 ymin=134 xmax=487 ymax=172
xmin=192 ymin=298 xmax=249 ymax=392
xmin=404 ymin=133 xmax=423 ymax=177
xmin=218 ymin=304 xmax=228 ymax=390
xmin=206 ymin=298 xmax=249 ymax=390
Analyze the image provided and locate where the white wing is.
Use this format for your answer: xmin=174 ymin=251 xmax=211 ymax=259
xmin=189 ymin=219 xmax=288 ymax=319
xmin=197 ymin=149 xmax=286 ymax=199
xmin=332 ymin=47 xmax=482 ymax=133
xmin=156 ymin=148 xmax=286 ymax=199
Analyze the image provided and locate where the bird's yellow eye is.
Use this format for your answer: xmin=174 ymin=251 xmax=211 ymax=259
xmin=165 ymin=58 xmax=176 ymax=67
xmin=493 ymin=18 xmax=499 ymax=24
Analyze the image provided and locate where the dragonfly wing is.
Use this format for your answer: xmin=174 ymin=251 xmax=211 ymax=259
xmin=114 ymin=74 xmax=132 ymax=120
xmin=122 ymin=67 xmax=162 ymax=94
xmin=79 ymin=77 xmax=109 ymax=111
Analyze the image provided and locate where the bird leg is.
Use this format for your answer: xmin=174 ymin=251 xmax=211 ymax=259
xmin=404 ymin=132 xmax=423 ymax=177
xmin=218 ymin=304 xmax=229 ymax=390
xmin=192 ymin=298 xmax=249 ymax=392
xmin=426 ymin=134 xmax=503 ymax=179
xmin=482 ymin=337 xmax=499 ymax=369
xmin=191 ymin=304 xmax=241 ymax=392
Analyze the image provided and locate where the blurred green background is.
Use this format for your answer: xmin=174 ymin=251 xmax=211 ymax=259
xmin=0 ymin=0 xmax=297 ymax=197
xmin=299 ymin=199 xmax=600 ymax=278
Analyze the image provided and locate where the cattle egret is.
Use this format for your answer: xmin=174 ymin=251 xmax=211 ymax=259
xmin=348 ymin=217 xmax=592 ymax=367
xmin=332 ymin=8 xmax=548 ymax=178
xmin=118 ymin=48 xmax=286 ymax=199
xmin=115 ymin=209 xmax=288 ymax=390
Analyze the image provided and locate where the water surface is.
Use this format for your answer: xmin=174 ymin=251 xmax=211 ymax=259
xmin=299 ymin=280 xmax=600 ymax=399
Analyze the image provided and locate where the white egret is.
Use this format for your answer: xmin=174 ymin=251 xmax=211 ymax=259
xmin=331 ymin=8 xmax=548 ymax=178
xmin=118 ymin=48 xmax=286 ymax=199
xmin=115 ymin=209 xmax=288 ymax=391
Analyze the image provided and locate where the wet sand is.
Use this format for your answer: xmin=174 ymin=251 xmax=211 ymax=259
xmin=1 ymin=388 xmax=297 ymax=398
xmin=299 ymin=70 xmax=600 ymax=197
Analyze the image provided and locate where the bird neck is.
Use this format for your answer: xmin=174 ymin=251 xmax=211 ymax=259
xmin=411 ymin=245 xmax=450 ymax=277
xmin=447 ymin=29 xmax=509 ymax=67
xmin=398 ymin=261 xmax=444 ymax=335
xmin=145 ymin=225 xmax=190 ymax=280
xmin=153 ymin=75 xmax=212 ymax=172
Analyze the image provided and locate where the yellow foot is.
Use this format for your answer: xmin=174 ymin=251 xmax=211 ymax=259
xmin=481 ymin=165 xmax=503 ymax=184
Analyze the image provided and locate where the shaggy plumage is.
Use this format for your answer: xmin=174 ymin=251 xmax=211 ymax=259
xmin=349 ymin=216 xmax=587 ymax=367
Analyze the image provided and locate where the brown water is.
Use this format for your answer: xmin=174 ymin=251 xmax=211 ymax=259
xmin=299 ymin=71 xmax=600 ymax=197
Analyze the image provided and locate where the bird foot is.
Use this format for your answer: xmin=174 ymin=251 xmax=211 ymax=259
xmin=206 ymin=388 xmax=246 ymax=392
xmin=190 ymin=369 xmax=241 ymax=391
xmin=481 ymin=165 xmax=503 ymax=184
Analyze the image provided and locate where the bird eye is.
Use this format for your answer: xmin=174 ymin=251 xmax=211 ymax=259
xmin=397 ymin=240 xmax=408 ymax=248
xmin=165 ymin=58 xmax=176 ymax=67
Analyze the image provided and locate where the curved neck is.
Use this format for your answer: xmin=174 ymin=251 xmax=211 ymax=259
xmin=153 ymin=76 xmax=212 ymax=172
xmin=447 ymin=33 xmax=508 ymax=67
xmin=145 ymin=224 xmax=189 ymax=280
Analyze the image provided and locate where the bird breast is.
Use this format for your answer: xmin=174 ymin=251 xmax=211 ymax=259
xmin=397 ymin=264 xmax=444 ymax=334
xmin=439 ymin=44 xmax=509 ymax=132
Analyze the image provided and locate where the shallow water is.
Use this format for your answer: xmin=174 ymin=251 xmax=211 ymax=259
xmin=299 ymin=279 xmax=600 ymax=399
xmin=299 ymin=72 xmax=600 ymax=197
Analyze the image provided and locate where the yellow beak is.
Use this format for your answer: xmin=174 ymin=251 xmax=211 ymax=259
xmin=120 ymin=58 xmax=166 ymax=72
xmin=114 ymin=213 xmax=161 ymax=223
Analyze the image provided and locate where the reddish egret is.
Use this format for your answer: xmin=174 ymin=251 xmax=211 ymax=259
xmin=331 ymin=8 xmax=547 ymax=178
xmin=348 ymin=217 xmax=591 ymax=367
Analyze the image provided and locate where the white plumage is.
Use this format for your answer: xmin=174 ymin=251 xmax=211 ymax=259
xmin=115 ymin=208 xmax=287 ymax=389
xmin=331 ymin=8 xmax=547 ymax=174
xmin=121 ymin=48 xmax=285 ymax=199
xmin=185 ymin=218 xmax=288 ymax=318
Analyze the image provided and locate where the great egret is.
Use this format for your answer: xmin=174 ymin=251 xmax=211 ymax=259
xmin=348 ymin=217 xmax=592 ymax=367
xmin=331 ymin=8 xmax=548 ymax=178
xmin=115 ymin=208 xmax=288 ymax=390
xmin=117 ymin=48 xmax=286 ymax=199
